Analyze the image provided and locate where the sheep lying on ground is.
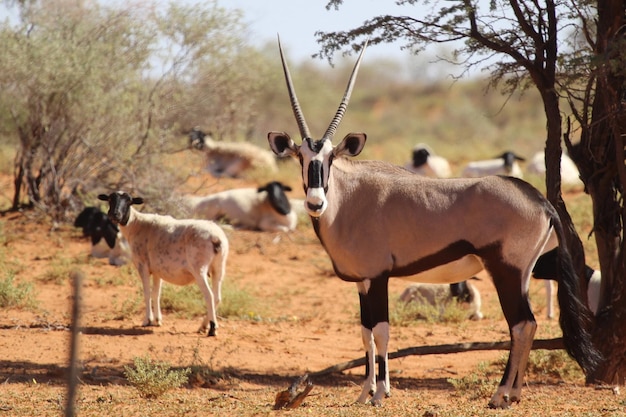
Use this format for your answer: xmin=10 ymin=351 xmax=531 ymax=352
xmin=461 ymin=151 xmax=525 ymax=178
xmin=74 ymin=206 xmax=131 ymax=266
xmin=189 ymin=128 xmax=278 ymax=177
xmin=404 ymin=144 xmax=452 ymax=178
xmin=526 ymin=151 xmax=583 ymax=187
xmin=98 ymin=191 xmax=229 ymax=336
xmin=183 ymin=181 xmax=298 ymax=232
xmin=399 ymin=280 xmax=483 ymax=320
xmin=532 ymin=247 xmax=601 ymax=318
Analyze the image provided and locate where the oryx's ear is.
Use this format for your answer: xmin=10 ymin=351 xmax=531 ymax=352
xmin=98 ymin=194 xmax=110 ymax=201
xmin=268 ymin=132 xmax=299 ymax=157
xmin=334 ymin=133 xmax=366 ymax=157
xmin=131 ymin=197 xmax=144 ymax=205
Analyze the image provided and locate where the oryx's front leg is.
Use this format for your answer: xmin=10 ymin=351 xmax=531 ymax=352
xmin=356 ymin=278 xmax=390 ymax=406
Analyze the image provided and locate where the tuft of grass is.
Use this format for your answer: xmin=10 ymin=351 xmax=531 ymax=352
xmin=526 ymin=350 xmax=585 ymax=381
xmin=160 ymin=280 xmax=262 ymax=320
xmin=447 ymin=361 xmax=498 ymax=401
xmin=38 ymin=256 xmax=83 ymax=285
xmin=124 ymin=355 xmax=190 ymax=399
xmin=390 ymin=293 xmax=468 ymax=326
xmin=113 ymin=291 xmax=143 ymax=321
xmin=0 ymin=274 xmax=37 ymax=309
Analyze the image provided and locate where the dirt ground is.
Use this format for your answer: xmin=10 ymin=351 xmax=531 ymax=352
xmin=0 ymin=174 xmax=624 ymax=417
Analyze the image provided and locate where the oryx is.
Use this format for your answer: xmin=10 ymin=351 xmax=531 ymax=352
xmin=267 ymin=38 xmax=600 ymax=408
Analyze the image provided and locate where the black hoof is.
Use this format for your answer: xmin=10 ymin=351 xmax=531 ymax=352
xmin=207 ymin=321 xmax=217 ymax=337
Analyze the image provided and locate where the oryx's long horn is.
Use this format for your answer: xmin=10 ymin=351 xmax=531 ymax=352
xmin=278 ymin=35 xmax=312 ymax=140
xmin=323 ymin=39 xmax=368 ymax=141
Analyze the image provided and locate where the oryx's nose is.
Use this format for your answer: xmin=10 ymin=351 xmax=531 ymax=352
xmin=305 ymin=187 xmax=327 ymax=217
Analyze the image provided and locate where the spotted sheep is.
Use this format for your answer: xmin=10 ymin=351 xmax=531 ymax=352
xmin=461 ymin=151 xmax=526 ymax=178
xmin=98 ymin=191 xmax=229 ymax=336
xmin=404 ymin=144 xmax=452 ymax=178
xmin=189 ymin=128 xmax=278 ymax=178
xmin=74 ymin=206 xmax=131 ymax=266
xmin=266 ymin=37 xmax=601 ymax=408
xmin=183 ymin=181 xmax=298 ymax=233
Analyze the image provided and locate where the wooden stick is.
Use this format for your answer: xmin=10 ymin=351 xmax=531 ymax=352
xmin=310 ymin=338 xmax=564 ymax=376
xmin=65 ymin=271 xmax=83 ymax=417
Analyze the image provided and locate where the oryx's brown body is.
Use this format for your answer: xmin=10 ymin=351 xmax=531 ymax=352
xmin=267 ymin=37 xmax=600 ymax=409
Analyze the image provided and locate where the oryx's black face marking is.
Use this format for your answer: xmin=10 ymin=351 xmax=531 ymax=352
xmin=299 ymin=138 xmax=334 ymax=217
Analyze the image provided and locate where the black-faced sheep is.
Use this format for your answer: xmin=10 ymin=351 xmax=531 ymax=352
xmin=404 ymin=144 xmax=452 ymax=178
xmin=98 ymin=191 xmax=229 ymax=336
xmin=189 ymin=128 xmax=278 ymax=177
xmin=74 ymin=206 xmax=130 ymax=266
xmin=461 ymin=151 xmax=525 ymax=178
xmin=183 ymin=181 xmax=298 ymax=232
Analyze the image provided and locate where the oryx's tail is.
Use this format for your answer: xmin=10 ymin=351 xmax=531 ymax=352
xmin=551 ymin=212 xmax=603 ymax=375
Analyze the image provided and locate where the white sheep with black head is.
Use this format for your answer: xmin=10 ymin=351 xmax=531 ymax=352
xmin=98 ymin=191 xmax=229 ymax=336
xmin=404 ymin=143 xmax=452 ymax=178
xmin=189 ymin=128 xmax=278 ymax=178
xmin=74 ymin=206 xmax=131 ymax=266
xmin=183 ymin=181 xmax=298 ymax=233
xmin=462 ymin=151 xmax=525 ymax=178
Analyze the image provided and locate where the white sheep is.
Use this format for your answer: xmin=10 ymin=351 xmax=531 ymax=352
xmin=526 ymin=151 xmax=582 ymax=187
xmin=404 ymin=143 xmax=452 ymax=178
xmin=98 ymin=191 xmax=229 ymax=336
xmin=74 ymin=206 xmax=131 ymax=266
xmin=399 ymin=281 xmax=483 ymax=320
xmin=189 ymin=128 xmax=278 ymax=178
xmin=183 ymin=181 xmax=298 ymax=233
xmin=461 ymin=151 xmax=525 ymax=178
xmin=532 ymin=247 xmax=601 ymax=318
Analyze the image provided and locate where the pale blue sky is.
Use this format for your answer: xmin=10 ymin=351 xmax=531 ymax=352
xmin=220 ymin=0 xmax=420 ymax=62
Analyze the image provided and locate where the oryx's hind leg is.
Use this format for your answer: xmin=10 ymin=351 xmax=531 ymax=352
xmin=488 ymin=265 xmax=537 ymax=409
xmin=356 ymin=278 xmax=391 ymax=406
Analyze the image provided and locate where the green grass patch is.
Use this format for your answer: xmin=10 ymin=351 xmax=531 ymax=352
xmin=160 ymin=280 xmax=262 ymax=320
xmin=390 ymin=292 xmax=468 ymax=326
xmin=0 ymin=274 xmax=37 ymax=309
xmin=124 ymin=355 xmax=190 ymax=399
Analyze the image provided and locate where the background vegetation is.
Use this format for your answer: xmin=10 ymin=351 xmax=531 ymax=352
xmin=0 ymin=0 xmax=551 ymax=222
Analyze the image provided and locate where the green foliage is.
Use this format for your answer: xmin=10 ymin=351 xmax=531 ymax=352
xmin=390 ymin=292 xmax=468 ymax=326
xmin=160 ymin=280 xmax=260 ymax=320
xmin=0 ymin=274 xmax=36 ymax=309
xmin=526 ymin=350 xmax=584 ymax=381
xmin=124 ymin=355 xmax=190 ymax=399
xmin=447 ymin=361 xmax=497 ymax=401
xmin=0 ymin=1 xmax=273 ymax=220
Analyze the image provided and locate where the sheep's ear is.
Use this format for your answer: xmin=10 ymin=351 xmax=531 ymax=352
xmin=283 ymin=185 xmax=292 ymax=192
xmin=257 ymin=185 xmax=267 ymax=193
xmin=131 ymin=197 xmax=144 ymax=205
xmin=268 ymin=132 xmax=298 ymax=157
xmin=515 ymin=155 xmax=526 ymax=161
xmin=335 ymin=133 xmax=366 ymax=157
xmin=98 ymin=194 xmax=109 ymax=201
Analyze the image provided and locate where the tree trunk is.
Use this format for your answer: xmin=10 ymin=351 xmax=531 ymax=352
xmin=574 ymin=0 xmax=626 ymax=384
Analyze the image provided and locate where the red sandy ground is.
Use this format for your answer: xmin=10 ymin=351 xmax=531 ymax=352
xmin=0 ymin=173 xmax=623 ymax=416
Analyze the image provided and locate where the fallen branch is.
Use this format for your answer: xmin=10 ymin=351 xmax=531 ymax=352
xmin=310 ymin=337 xmax=564 ymax=377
